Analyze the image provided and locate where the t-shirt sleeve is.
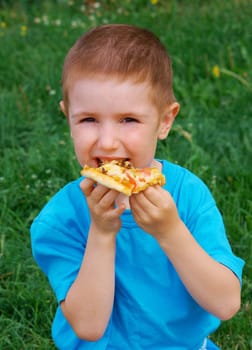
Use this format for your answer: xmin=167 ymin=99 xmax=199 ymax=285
xmin=171 ymin=168 xmax=244 ymax=285
xmin=188 ymin=201 xmax=244 ymax=284
xmin=30 ymin=180 xmax=90 ymax=303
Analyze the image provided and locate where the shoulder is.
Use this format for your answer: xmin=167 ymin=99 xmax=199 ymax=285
xmin=161 ymin=160 xmax=213 ymax=200
xmin=31 ymin=177 xmax=90 ymax=239
xmin=41 ymin=177 xmax=84 ymax=209
xmin=35 ymin=177 xmax=87 ymax=217
xmin=161 ymin=160 xmax=216 ymax=221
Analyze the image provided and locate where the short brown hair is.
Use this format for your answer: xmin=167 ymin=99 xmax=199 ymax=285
xmin=62 ymin=24 xmax=176 ymax=113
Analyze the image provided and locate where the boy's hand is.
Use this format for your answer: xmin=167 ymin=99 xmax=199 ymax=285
xmin=80 ymin=178 xmax=125 ymax=235
xmin=129 ymin=186 xmax=181 ymax=241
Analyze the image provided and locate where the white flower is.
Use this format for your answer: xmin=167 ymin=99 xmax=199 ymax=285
xmin=54 ymin=19 xmax=62 ymax=26
xmin=34 ymin=17 xmax=41 ymax=24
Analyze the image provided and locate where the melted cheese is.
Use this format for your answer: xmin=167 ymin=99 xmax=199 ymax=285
xmin=99 ymin=160 xmax=165 ymax=190
xmin=101 ymin=162 xmax=128 ymax=180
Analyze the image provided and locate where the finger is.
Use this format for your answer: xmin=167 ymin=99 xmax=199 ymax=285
xmin=130 ymin=192 xmax=149 ymax=216
xmin=145 ymin=187 xmax=175 ymax=214
xmin=130 ymin=187 xmax=165 ymax=219
xmin=80 ymin=180 xmax=112 ymax=207
xmin=131 ymin=190 xmax=154 ymax=210
xmin=114 ymin=202 xmax=126 ymax=216
xmin=80 ymin=178 xmax=96 ymax=196
xmin=140 ymin=186 xmax=163 ymax=206
xmin=98 ymin=188 xmax=121 ymax=209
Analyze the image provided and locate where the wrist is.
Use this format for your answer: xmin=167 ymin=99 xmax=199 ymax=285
xmin=156 ymin=218 xmax=186 ymax=249
xmin=89 ymin=224 xmax=117 ymax=246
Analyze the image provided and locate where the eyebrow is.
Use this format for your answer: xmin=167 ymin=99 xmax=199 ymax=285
xmin=71 ymin=111 xmax=144 ymax=119
xmin=71 ymin=111 xmax=97 ymax=119
xmin=117 ymin=112 xmax=144 ymax=118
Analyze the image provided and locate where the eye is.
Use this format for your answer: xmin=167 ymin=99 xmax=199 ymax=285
xmin=121 ymin=117 xmax=139 ymax=123
xmin=80 ymin=117 xmax=96 ymax=123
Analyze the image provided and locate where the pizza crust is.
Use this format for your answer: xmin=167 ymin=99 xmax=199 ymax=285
xmin=81 ymin=167 xmax=133 ymax=195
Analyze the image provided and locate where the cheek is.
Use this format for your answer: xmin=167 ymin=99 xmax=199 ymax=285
xmin=71 ymin=126 xmax=94 ymax=147
xmin=72 ymin=143 xmax=85 ymax=166
xmin=70 ymin=132 xmax=92 ymax=165
xmin=142 ymin=132 xmax=159 ymax=157
xmin=128 ymin=128 xmax=158 ymax=148
xmin=126 ymin=132 xmax=158 ymax=160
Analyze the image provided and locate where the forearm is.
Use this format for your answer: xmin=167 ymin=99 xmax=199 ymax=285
xmin=158 ymin=220 xmax=241 ymax=320
xmin=61 ymin=227 xmax=116 ymax=341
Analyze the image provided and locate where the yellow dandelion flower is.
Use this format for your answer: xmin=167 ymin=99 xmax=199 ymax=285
xmin=227 ymin=176 xmax=233 ymax=184
xmin=20 ymin=25 xmax=27 ymax=36
xmin=150 ymin=0 xmax=159 ymax=4
xmin=1 ymin=21 xmax=7 ymax=28
xmin=212 ymin=65 xmax=220 ymax=78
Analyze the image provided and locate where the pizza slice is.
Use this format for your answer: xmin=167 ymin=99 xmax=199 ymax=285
xmin=81 ymin=160 xmax=165 ymax=196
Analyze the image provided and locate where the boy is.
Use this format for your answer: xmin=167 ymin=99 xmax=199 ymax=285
xmin=31 ymin=24 xmax=244 ymax=350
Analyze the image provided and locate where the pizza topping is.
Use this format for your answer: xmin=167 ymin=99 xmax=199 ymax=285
xmin=125 ymin=171 xmax=137 ymax=191
xmin=101 ymin=166 xmax=107 ymax=173
xmin=101 ymin=161 xmax=128 ymax=178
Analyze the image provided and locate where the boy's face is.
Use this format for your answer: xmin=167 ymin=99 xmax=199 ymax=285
xmin=61 ymin=76 xmax=179 ymax=169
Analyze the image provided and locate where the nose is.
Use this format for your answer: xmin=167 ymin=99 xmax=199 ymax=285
xmin=98 ymin=123 xmax=118 ymax=151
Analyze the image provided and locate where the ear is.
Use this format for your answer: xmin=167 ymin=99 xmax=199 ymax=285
xmin=60 ymin=100 xmax=73 ymax=137
xmin=59 ymin=100 xmax=68 ymax=120
xmin=158 ymin=102 xmax=180 ymax=140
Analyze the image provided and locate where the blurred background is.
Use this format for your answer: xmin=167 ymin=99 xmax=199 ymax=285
xmin=0 ymin=1 xmax=251 ymax=348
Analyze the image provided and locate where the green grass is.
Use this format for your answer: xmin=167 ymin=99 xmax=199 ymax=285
xmin=0 ymin=0 xmax=251 ymax=349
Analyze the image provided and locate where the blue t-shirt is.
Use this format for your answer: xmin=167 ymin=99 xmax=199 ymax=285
xmin=30 ymin=160 xmax=244 ymax=350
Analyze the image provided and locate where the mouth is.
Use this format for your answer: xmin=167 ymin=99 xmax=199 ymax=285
xmin=96 ymin=157 xmax=131 ymax=167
